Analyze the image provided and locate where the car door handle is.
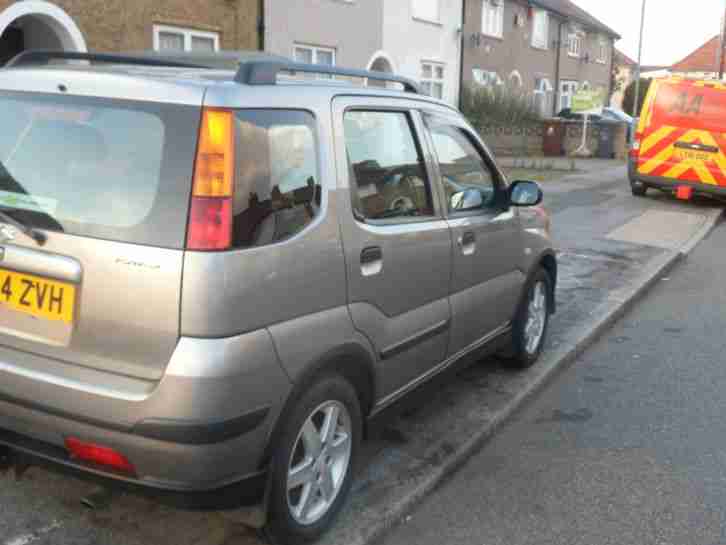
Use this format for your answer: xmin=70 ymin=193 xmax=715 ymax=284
xmin=457 ymin=232 xmax=476 ymax=256
xmin=360 ymin=246 xmax=383 ymax=276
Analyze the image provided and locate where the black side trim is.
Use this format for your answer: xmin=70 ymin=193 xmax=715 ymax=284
xmin=380 ymin=319 xmax=450 ymax=361
xmin=134 ymin=406 xmax=270 ymax=445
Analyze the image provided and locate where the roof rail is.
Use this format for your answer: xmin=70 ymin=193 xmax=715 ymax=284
xmin=235 ymin=61 xmax=422 ymax=94
xmin=5 ymin=50 xmax=204 ymax=69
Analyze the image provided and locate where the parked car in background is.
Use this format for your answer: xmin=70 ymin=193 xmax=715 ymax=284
xmin=630 ymin=77 xmax=726 ymax=199
xmin=0 ymin=51 xmax=556 ymax=544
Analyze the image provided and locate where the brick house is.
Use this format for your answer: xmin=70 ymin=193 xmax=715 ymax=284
xmin=670 ymin=35 xmax=722 ymax=80
xmin=462 ymin=0 xmax=619 ymax=117
xmin=0 ymin=0 xmax=261 ymax=64
xmin=611 ymin=48 xmax=636 ymax=108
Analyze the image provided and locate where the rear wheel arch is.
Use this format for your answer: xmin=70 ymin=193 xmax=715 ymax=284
xmin=260 ymin=342 xmax=376 ymax=470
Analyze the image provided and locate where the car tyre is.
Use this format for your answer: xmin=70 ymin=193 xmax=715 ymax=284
xmin=265 ymin=374 xmax=362 ymax=545
xmin=631 ymin=180 xmax=647 ymax=197
xmin=503 ymin=267 xmax=552 ymax=369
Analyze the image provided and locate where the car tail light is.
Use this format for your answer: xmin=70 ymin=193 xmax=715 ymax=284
xmin=187 ymin=108 xmax=235 ymax=251
xmin=65 ymin=437 xmax=135 ymax=474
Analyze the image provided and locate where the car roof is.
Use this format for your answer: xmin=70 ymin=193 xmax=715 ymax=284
xmin=0 ymin=50 xmax=456 ymax=112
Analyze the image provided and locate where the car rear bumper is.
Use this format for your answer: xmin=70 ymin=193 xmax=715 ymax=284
xmin=629 ymin=158 xmax=726 ymax=197
xmin=0 ymin=428 xmax=267 ymax=508
xmin=0 ymin=330 xmax=292 ymax=501
xmin=0 ymin=394 xmax=270 ymax=504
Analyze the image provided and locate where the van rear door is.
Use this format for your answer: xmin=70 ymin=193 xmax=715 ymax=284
xmin=637 ymin=79 xmax=726 ymax=187
xmin=0 ymin=82 xmax=200 ymax=381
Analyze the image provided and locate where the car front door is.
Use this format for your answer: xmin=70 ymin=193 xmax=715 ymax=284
xmin=333 ymin=97 xmax=452 ymax=401
xmin=421 ymin=112 xmax=525 ymax=357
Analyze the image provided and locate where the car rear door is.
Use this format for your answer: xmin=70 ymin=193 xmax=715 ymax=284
xmin=420 ymin=112 xmax=524 ymax=357
xmin=0 ymin=74 xmax=201 ymax=383
xmin=637 ymin=79 xmax=726 ymax=187
xmin=333 ymin=96 xmax=452 ymax=401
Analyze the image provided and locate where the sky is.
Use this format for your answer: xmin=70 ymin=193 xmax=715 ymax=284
xmin=571 ymin=0 xmax=724 ymax=66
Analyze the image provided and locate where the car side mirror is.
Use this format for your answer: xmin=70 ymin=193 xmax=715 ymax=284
xmin=450 ymin=188 xmax=483 ymax=211
xmin=509 ymin=180 xmax=543 ymax=207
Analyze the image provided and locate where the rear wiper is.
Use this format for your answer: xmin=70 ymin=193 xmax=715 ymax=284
xmin=0 ymin=208 xmax=46 ymax=246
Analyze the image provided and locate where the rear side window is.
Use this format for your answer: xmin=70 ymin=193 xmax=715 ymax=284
xmin=344 ymin=110 xmax=434 ymax=222
xmin=0 ymin=92 xmax=199 ymax=248
xmin=232 ymin=110 xmax=319 ymax=248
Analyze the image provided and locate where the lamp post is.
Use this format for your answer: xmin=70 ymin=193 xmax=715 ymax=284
xmin=719 ymin=0 xmax=726 ymax=79
xmin=632 ymin=0 xmax=647 ymax=118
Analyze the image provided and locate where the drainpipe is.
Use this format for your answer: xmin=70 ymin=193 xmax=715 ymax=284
xmin=553 ymin=17 xmax=563 ymax=116
xmin=257 ymin=0 xmax=266 ymax=51
xmin=458 ymin=0 xmax=466 ymax=108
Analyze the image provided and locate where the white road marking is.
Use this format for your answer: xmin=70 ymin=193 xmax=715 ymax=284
xmin=4 ymin=521 xmax=62 ymax=545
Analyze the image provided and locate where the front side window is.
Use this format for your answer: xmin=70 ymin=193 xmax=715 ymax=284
xmin=482 ymin=0 xmax=504 ymax=38
xmin=425 ymin=118 xmax=498 ymax=214
xmin=232 ymin=110 xmax=319 ymax=248
xmin=531 ymin=9 xmax=548 ymax=49
xmin=421 ymin=62 xmax=445 ymax=99
xmin=153 ymin=25 xmax=219 ymax=52
xmin=344 ymin=111 xmax=434 ymax=222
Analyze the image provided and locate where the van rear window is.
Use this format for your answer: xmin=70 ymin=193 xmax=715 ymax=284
xmin=0 ymin=92 xmax=200 ymax=248
xmin=653 ymin=82 xmax=726 ymax=135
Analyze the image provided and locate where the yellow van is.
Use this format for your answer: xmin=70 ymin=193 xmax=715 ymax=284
xmin=630 ymin=77 xmax=726 ymax=200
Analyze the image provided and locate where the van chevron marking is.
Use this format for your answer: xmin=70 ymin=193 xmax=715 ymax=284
xmin=637 ymin=78 xmax=726 ymax=187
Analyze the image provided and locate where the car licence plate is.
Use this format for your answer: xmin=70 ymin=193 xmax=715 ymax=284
xmin=0 ymin=269 xmax=75 ymax=323
xmin=674 ymin=148 xmax=714 ymax=163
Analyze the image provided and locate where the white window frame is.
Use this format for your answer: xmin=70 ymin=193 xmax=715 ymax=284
xmin=559 ymin=80 xmax=579 ymax=110
xmin=472 ymin=69 xmax=502 ymax=87
xmin=411 ymin=0 xmax=440 ymax=23
xmin=421 ymin=61 xmax=446 ymax=99
xmin=533 ymin=77 xmax=553 ymax=117
xmin=568 ymin=30 xmax=584 ymax=58
xmin=531 ymin=9 xmax=549 ymax=50
xmin=597 ymin=38 xmax=608 ymax=64
xmin=293 ymin=43 xmax=337 ymax=66
xmin=153 ymin=24 xmax=219 ymax=52
xmin=508 ymin=70 xmax=523 ymax=88
xmin=481 ymin=0 xmax=504 ymax=39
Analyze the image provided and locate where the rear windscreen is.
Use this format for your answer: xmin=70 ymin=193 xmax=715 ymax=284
xmin=653 ymin=82 xmax=726 ymax=134
xmin=0 ymin=92 xmax=200 ymax=248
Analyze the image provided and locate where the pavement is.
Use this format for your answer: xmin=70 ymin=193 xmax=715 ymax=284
xmin=0 ymin=161 xmax=722 ymax=545
xmin=380 ymin=208 xmax=726 ymax=545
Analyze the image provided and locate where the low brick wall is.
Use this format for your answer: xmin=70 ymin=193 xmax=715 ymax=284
xmin=480 ymin=125 xmax=544 ymax=157
xmin=481 ymin=120 xmax=629 ymax=159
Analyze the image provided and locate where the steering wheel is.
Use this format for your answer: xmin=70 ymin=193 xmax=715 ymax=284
xmin=388 ymin=195 xmax=415 ymax=212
